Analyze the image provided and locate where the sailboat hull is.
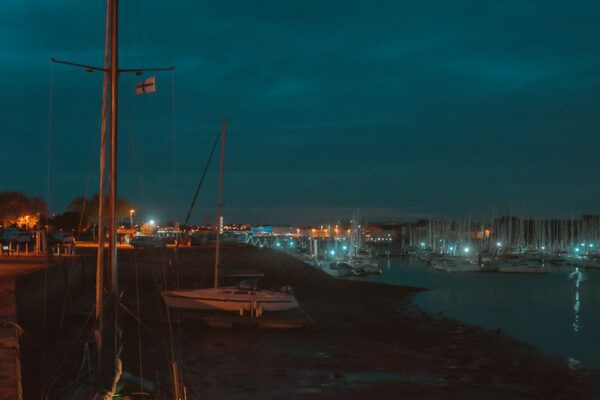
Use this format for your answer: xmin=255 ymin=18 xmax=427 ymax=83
xmin=161 ymin=287 xmax=299 ymax=313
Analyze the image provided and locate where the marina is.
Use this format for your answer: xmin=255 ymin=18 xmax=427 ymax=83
xmin=3 ymin=0 xmax=600 ymax=399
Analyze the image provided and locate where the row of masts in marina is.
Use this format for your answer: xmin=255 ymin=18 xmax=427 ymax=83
xmin=405 ymin=215 xmax=600 ymax=255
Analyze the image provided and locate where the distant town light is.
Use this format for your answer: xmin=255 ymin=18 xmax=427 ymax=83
xmin=496 ymin=242 xmax=502 ymax=247
xmin=464 ymin=247 xmax=470 ymax=253
xmin=575 ymin=247 xmax=580 ymax=252
xmin=420 ymin=242 xmax=426 ymax=247
xmin=449 ymin=246 xmax=454 ymax=251
xmin=589 ymin=244 xmax=594 ymax=248
xmin=330 ymin=250 xmax=335 ymax=256
xmin=541 ymin=246 xmax=546 ymax=250
xmin=276 ymin=242 xmax=281 ymax=247
xmin=342 ymin=245 xmax=348 ymax=251
xmin=149 ymin=220 xmax=155 ymax=225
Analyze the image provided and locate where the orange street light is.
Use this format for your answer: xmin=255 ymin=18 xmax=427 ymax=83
xmin=129 ymin=209 xmax=135 ymax=230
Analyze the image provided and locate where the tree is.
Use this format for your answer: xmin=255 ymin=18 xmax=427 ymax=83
xmin=0 ymin=191 xmax=46 ymax=228
xmin=49 ymin=211 xmax=84 ymax=232
xmin=68 ymin=193 xmax=133 ymax=224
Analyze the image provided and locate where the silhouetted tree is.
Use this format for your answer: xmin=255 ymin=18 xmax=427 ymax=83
xmin=68 ymin=193 xmax=133 ymax=225
xmin=0 ymin=191 xmax=46 ymax=228
xmin=49 ymin=211 xmax=84 ymax=232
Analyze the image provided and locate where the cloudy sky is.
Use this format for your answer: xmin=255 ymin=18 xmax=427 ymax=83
xmin=1 ymin=1 xmax=600 ymax=224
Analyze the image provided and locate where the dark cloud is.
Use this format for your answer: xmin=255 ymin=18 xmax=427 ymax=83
xmin=1 ymin=1 xmax=600 ymax=224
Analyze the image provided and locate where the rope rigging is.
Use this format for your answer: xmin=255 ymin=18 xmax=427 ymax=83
xmin=183 ymin=130 xmax=222 ymax=226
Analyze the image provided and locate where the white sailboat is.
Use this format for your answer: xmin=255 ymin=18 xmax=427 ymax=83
xmin=161 ymin=282 xmax=299 ymax=314
xmin=161 ymin=123 xmax=299 ymax=315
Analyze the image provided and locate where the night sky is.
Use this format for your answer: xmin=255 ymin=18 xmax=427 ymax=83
xmin=2 ymin=1 xmax=600 ymax=225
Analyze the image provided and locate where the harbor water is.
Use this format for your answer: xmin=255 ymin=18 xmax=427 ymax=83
xmin=363 ymin=257 xmax=600 ymax=369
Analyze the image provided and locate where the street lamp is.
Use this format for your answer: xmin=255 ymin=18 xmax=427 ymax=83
xmin=129 ymin=209 xmax=135 ymax=235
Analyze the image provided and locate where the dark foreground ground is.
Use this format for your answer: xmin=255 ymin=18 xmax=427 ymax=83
xmin=54 ymin=245 xmax=600 ymax=399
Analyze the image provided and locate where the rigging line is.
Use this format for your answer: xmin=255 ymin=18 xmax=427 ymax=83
xmin=169 ymin=70 xmax=184 ymax=355
xmin=43 ymin=69 xmax=55 ymax=390
xmin=47 ymin=69 xmax=54 ymax=222
xmin=171 ymin=70 xmax=178 ymax=219
xmin=160 ymin=247 xmax=181 ymax=396
xmin=183 ymin=130 xmax=221 ymax=226
xmin=134 ymin=248 xmax=145 ymax=393
xmin=124 ymin=88 xmax=146 ymax=210
xmin=76 ymin=100 xmax=104 ymax=238
xmin=117 ymin=303 xmax=163 ymax=344
xmin=42 ymin=303 xmax=97 ymax=399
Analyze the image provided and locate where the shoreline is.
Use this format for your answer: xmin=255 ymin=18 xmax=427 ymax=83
xmin=17 ymin=244 xmax=599 ymax=398
xmin=120 ymin=245 xmax=599 ymax=399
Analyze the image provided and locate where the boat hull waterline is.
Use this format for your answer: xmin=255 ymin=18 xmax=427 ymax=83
xmin=161 ymin=287 xmax=299 ymax=313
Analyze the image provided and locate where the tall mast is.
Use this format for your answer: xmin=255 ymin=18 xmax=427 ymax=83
xmin=109 ymin=0 xmax=119 ymax=296
xmin=51 ymin=0 xmax=175 ymax=395
xmin=214 ymin=121 xmax=227 ymax=288
xmin=94 ymin=0 xmax=112 ymax=382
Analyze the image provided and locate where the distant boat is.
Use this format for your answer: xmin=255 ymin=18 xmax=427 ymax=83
xmin=432 ymin=256 xmax=482 ymax=272
xmin=347 ymin=253 xmax=381 ymax=274
xmin=160 ymin=124 xmax=300 ymax=315
xmin=342 ymin=212 xmax=381 ymax=275
xmin=319 ymin=261 xmax=361 ymax=277
xmin=490 ymin=255 xmax=549 ymax=273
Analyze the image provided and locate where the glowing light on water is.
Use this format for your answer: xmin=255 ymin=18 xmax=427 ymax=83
xmin=569 ymin=268 xmax=586 ymax=334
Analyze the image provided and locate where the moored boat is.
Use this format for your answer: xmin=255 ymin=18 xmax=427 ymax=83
xmin=490 ymin=255 xmax=549 ymax=273
xmin=161 ymin=282 xmax=299 ymax=314
xmin=432 ymin=256 xmax=482 ymax=272
xmin=161 ymin=124 xmax=300 ymax=316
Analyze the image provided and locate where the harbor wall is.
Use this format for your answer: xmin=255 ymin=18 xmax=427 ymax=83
xmin=14 ymin=256 xmax=95 ymax=399
xmin=0 ymin=278 xmax=19 ymax=400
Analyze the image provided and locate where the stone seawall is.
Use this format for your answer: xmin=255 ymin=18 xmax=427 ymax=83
xmin=0 ymin=256 xmax=95 ymax=399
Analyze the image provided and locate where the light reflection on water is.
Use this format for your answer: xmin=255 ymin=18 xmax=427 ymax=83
xmin=363 ymin=257 xmax=600 ymax=369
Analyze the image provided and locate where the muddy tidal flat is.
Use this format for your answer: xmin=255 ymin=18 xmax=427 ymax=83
xmin=89 ymin=245 xmax=600 ymax=398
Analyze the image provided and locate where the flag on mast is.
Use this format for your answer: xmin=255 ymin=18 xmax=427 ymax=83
xmin=135 ymin=76 xmax=156 ymax=94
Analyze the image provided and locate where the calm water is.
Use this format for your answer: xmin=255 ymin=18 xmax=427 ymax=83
xmin=362 ymin=257 xmax=600 ymax=369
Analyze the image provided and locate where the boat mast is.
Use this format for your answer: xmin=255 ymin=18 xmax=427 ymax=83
xmin=94 ymin=0 xmax=112 ymax=381
xmin=52 ymin=0 xmax=175 ymax=393
xmin=108 ymin=0 xmax=119 ymax=297
xmin=214 ymin=121 xmax=227 ymax=288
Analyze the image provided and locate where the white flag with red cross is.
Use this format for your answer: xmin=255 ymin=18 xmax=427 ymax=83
xmin=135 ymin=76 xmax=156 ymax=95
